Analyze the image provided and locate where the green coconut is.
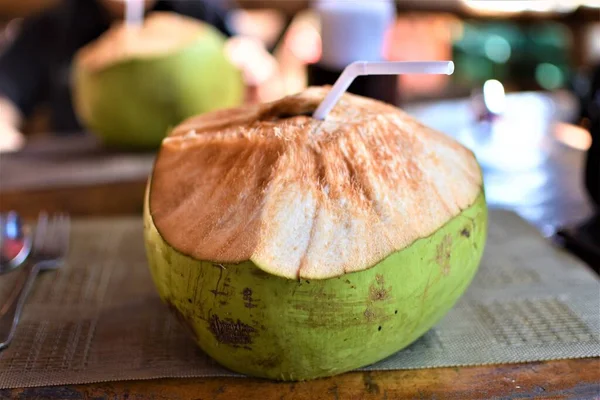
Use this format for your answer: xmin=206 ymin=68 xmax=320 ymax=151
xmin=144 ymin=87 xmax=487 ymax=380
xmin=72 ymin=12 xmax=243 ymax=149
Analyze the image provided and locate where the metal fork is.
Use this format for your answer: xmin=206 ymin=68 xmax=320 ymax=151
xmin=0 ymin=212 xmax=70 ymax=350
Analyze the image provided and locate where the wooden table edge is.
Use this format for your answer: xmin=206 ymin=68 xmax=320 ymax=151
xmin=0 ymin=180 xmax=148 ymax=218
xmin=1 ymin=357 xmax=598 ymax=399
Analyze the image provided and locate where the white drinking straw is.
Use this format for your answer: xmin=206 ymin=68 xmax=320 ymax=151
xmin=312 ymin=61 xmax=455 ymax=120
xmin=125 ymin=0 xmax=145 ymax=26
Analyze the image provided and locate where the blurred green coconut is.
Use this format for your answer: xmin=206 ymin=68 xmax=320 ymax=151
xmin=72 ymin=12 xmax=244 ymax=149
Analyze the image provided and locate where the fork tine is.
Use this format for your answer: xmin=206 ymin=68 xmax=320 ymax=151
xmin=45 ymin=214 xmax=61 ymax=256
xmin=32 ymin=212 xmax=48 ymax=256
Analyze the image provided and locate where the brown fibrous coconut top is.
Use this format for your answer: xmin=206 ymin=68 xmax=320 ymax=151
xmin=149 ymin=87 xmax=483 ymax=279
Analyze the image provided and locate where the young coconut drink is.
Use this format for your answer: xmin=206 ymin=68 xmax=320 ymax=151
xmin=144 ymin=86 xmax=487 ymax=380
xmin=72 ymin=12 xmax=243 ymax=149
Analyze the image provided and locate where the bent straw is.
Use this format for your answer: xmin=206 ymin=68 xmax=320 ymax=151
xmin=125 ymin=0 xmax=145 ymax=26
xmin=313 ymin=61 xmax=455 ymax=120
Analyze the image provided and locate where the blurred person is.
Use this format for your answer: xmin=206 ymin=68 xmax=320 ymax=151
xmin=0 ymin=0 xmax=275 ymax=152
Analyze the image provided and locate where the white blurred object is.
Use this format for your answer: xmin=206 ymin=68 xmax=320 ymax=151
xmin=483 ymin=79 xmax=506 ymax=115
xmin=225 ymin=36 xmax=278 ymax=86
xmin=585 ymin=23 xmax=600 ymax=65
xmin=226 ymin=9 xmax=286 ymax=49
xmin=459 ymin=91 xmax=554 ymax=171
xmin=554 ymin=122 xmax=592 ymax=151
xmin=285 ymin=22 xmax=321 ymax=64
xmin=459 ymin=0 xmax=597 ymax=14
xmin=125 ymin=0 xmax=144 ymax=26
xmin=0 ymin=122 xmax=25 ymax=153
xmin=313 ymin=0 xmax=396 ymax=70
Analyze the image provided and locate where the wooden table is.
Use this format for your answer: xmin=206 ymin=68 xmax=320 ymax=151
xmin=0 ymin=134 xmax=153 ymax=218
xmin=0 ymin=92 xmax=598 ymax=399
xmin=1 ymin=358 xmax=598 ymax=400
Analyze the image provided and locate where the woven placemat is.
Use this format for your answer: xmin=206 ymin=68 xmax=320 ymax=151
xmin=0 ymin=210 xmax=598 ymax=388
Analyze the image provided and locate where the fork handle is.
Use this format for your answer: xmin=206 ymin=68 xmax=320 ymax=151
xmin=0 ymin=262 xmax=40 ymax=350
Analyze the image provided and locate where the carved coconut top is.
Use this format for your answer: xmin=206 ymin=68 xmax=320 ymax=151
xmin=75 ymin=12 xmax=211 ymax=72
xmin=149 ymin=87 xmax=483 ymax=279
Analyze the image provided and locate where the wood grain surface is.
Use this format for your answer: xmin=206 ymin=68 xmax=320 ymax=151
xmin=0 ymin=180 xmax=147 ymax=219
xmin=1 ymin=358 xmax=598 ymax=400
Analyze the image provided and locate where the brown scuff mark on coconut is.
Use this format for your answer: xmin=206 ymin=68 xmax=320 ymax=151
xmin=363 ymin=274 xmax=393 ymax=323
xmin=364 ymin=308 xmax=377 ymax=322
xmin=292 ymin=296 xmax=344 ymax=328
xmin=242 ymin=288 xmax=258 ymax=309
xmin=368 ymin=275 xmax=391 ymax=302
xmin=208 ymin=314 xmax=256 ymax=346
xmin=210 ymin=266 xmax=231 ymax=300
xmin=256 ymin=352 xmax=283 ymax=370
xmin=436 ymin=234 xmax=453 ymax=276
xmin=369 ymin=287 xmax=389 ymax=301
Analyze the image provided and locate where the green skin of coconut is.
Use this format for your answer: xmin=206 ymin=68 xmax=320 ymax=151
xmin=143 ymin=188 xmax=487 ymax=381
xmin=73 ymin=28 xmax=243 ymax=149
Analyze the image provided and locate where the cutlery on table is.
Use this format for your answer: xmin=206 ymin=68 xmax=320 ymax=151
xmin=0 ymin=212 xmax=70 ymax=350
xmin=0 ymin=211 xmax=32 ymax=275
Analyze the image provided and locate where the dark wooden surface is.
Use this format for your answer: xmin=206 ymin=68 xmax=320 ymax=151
xmin=0 ymin=134 xmax=152 ymax=218
xmin=0 ymin=92 xmax=598 ymax=399
xmin=0 ymin=180 xmax=147 ymax=219
xmin=1 ymin=359 xmax=599 ymax=400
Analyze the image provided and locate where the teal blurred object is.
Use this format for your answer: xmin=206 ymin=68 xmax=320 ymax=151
xmin=452 ymin=21 xmax=572 ymax=91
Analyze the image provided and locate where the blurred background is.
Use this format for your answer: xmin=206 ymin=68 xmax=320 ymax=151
xmin=0 ymin=0 xmax=598 ymax=123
